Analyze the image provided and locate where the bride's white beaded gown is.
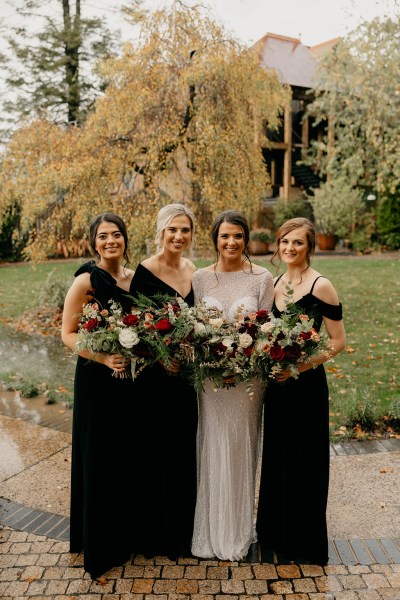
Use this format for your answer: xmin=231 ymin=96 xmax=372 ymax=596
xmin=191 ymin=267 xmax=274 ymax=561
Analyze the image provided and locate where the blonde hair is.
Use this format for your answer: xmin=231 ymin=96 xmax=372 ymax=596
xmin=155 ymin=203 xmax=195 ymax=252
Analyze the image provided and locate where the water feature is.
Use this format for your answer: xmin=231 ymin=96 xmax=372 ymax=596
xmin=0 ymin=322 xmax=75 ymax=431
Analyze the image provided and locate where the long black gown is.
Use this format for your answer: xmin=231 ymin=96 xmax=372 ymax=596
xmin=131 ymin=263 xmax=198 ymax=559
xmin=70 ymin=261 xmax=138 ymax=579
xmin=257 ymin=275 xmax=343 ymax=565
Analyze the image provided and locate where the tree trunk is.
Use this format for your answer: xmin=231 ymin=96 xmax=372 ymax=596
xmin=62 ymin=0 xmax=81 ymax=123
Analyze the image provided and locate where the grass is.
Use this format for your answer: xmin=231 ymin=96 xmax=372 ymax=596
xmin=0 ymin=255 xmax=399 ymax=437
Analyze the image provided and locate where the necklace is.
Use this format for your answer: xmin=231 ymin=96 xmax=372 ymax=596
xmin=281 ymin=268 xmax=310 ymax=287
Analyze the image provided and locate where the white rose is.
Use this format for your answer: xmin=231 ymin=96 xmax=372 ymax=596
xmin=222 ymin=336 xmax=234 ymax=348
xmin=119 ymin=328 xmax=139 ymax=349
xmin=260 ymin=321 xmax=274 ymax=333
xmin=209 ymin=317 xmax=224 ymax=329
xmin=194 ymin=321 xmax=207 ymax=335
xmin=239 ymin=332 xmax=253 ymax=348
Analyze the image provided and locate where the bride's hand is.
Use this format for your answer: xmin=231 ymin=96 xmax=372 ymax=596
xmin=160 ymin=358 xmax=181 ymax=374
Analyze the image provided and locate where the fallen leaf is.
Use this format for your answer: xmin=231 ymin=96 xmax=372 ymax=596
xmin=25 ymin=576 xmax=37 ymax=582
xmin=380 ymin=467 xmax=394 ymax=473
xmin=96 ymin=577 xmax=109 ymax=586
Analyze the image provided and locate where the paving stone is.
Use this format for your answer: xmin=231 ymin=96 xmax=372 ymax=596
xmin=9 ymin=542 xmax=32 ymax=554
xmin=290 ymin=595 xmax=310 ymax=600
xmin=176 ymin=579 xmax=199 ymax=593
xmin=25 ymin=580 xmax=48 ymax=595
xmin=132 ymin=578 xmax=155 ymax=593
xmin=300 ymin=565 xmax=324 ymax=577
xmin=308 ymin=594 xmax=335 ymax=600
xmin=220 ymin=579 xmax=245 ymax=593
xmin=184 ymin=565 xmax=207 ymax=579
xmin=190 ymin=594 xmax=214 ymax=600
xmin=206 ymin=566 xmax=229 ymax=579
xmin=3 ymin=581 xmax=30 ymax=596
xmin=324 ymin=565 xmax=349 ymax=575
xmin=0 ymin=567 xmax=23 ymax=581
xmin=114 ymin=578 xmax=134 ymax=593
xmin=333 ymin=593 xmax=360 ymax=600
xmin=376 ymin=590 xmax=400 ymax=599
xmin=269 ymin=579 xmax=293 ymax=594
xmin=315 ymin=575 xmax=343 ymax=592
xmin=198 ymin=579 xmax=221 ymax=594
xmin=230 ymin=566 xmax=253 ymax=580
xmin=153 ymin=580 xmax=177 ymax=594
xmin=64 ymin=578 xmax=92 ymax=594
xmin=276 ymin=564 xmax=301 ymax=578
xmin=125 ymin=565 xmax=145 ymax=577
xmin=357 ymin=591 xmax=380 ymax=599
xmin=143 ymin=566 xmax=161 ymax=578
xmin=162 ymin=565 xmax=185 ymax=578
xmin=0 ymin=554 xmax=18 ymax=568
xmin=371 ymin=564 xmax=394 ymax=575
xmin=134 ymin=556 xmax=155 ymax=565
xmin=362 ymin=573 xmax=390 ymax=588
xmin=253 ymin=564 xmax=278 ymax=579
xmin=260 ymin=595 xmax=283 ymax=600
xmin=244 ymin=579 xmax=269 ymax=594
xmin=293 ymin=577 xmax=318 ymax=593
xmin=339 ymin=574 xmax=367 ymax=589
xmin=349 ymin=565 xmax=373 ymax=574
xmin=89 ymin=578 xmax=115 ymax=593
xmin=386 ymin=573 xmax=400 ymax=587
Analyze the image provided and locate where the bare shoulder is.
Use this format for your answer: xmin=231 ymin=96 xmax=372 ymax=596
xmin=253 ymin=265 xmax=272 ymax=278
xmin=182 ymin=257 xmax=197 ymax=274
xmin=70 ymin=271 xmax=92 ymax=294
xmin=313 ymin=275 xmax=340 ymax=305
xmin=141 ymin=256 xmax=158 ymax=271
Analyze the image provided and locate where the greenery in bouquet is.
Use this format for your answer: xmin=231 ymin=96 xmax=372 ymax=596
xmin=181 ymin=302 xmax=254 ymax=393
xmin=124 ymin=292 xmax=197 ymax=370
xmin=248 ymin=303 xmax=330 ymax=380
xmin=76 ymin=297 xmax=150 ymax=379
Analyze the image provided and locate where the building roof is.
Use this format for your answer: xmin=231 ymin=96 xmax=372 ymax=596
xmin=254 ymin=32 xmax=339 ymax=89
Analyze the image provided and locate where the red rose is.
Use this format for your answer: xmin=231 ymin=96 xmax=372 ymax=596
xmin=155 ymin=318 xmax=173 ymax=331
xmin=270 ymin=343 xmax=286 ymax=361
xmin=122 ymin=313 xmax=140 ymax=326
xmin=244 ymin=346 xmax=253 ymax=357
xmin=256 ymin=309 xmax=269 ymax=320
xmin=82 ymin=318 xmax=98 ymax=331
xmin=300 ymin=331 xmax=312 ymax=340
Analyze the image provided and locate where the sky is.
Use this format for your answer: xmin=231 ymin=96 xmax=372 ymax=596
xmin=0 ymin=0 xmax=398 ymax=48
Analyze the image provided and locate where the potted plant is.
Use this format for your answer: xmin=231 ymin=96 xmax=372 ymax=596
xmin=249 ymin=229 xmax=273 ymax=255
xmin=307 ymin=178 xmax=363 ymax=250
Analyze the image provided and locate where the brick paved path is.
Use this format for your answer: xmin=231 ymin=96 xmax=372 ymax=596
xmin=1 ymin=525 xmax=400 ymax=599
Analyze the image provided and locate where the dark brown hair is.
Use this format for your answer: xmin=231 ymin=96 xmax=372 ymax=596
xmin=89 ymin=212 xmax=130 ymax=264
xmin=211 ymin=210 xmax=251 ymax=265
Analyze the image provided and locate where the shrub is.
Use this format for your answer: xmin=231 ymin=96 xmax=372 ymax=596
xmin=18 ymin=381 xmax=39 ymax=398
xmin=387 ymin=397 xmax=400 ymax=426
xmin=345 ymin=388 xmax=381 ymax=431
xmin=272 ymin=197 xmax=313 ymax=229
xmin=377 ymin=191 xmax=400 ymax=249
xmin=38 ymin=270 xmax=72 ymax=310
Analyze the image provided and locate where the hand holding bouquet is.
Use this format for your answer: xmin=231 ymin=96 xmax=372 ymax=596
xmin=76 ymin=298 xmax=149 ymax=378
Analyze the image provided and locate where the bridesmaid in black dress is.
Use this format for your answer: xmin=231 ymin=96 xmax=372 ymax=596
xmin=131 ymin=203 xmax=198 ymax=559
xmin=62 ymin=213 xmax=138 ymax=579
xmin=257 ymin=218 xmax=346 ymax=565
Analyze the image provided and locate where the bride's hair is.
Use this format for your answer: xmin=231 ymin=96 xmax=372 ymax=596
xmin=89 ymin=212 xmax=130 ymax=264
xmin=211 ymin=210 xmax=252 ymax=266
xmin=155 ymin=203 xmax=195 ymax=252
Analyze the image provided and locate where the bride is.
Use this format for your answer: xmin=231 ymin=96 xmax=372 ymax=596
xmin=191 ymin=210 xmax=274 ymax=561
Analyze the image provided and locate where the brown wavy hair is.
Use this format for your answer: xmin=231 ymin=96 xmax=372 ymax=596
xmin=271 ymin=217 xmax=315 ymax=272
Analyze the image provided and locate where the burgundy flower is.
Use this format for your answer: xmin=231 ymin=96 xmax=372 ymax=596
xmin=122 ymin=313 xmax=140 ymax=326
xmin=300 ymin=331 xmax=312 ymax=340
xmin=244 ymin=346 xmax=253 ymax=357
xmin=82 ymin=318 xmax=98 ymax=331
xmin=285 ymin=344 xmax=302 ymax=360
xmin=255 ymin=309 xmax=269 ymax=320
xmin=85 ymin=289 xmax=95 ymax=297
xmin=155 ymin=318 xmax=173 ymax=332
xmin=270 ymin=343 xmax=286 ymax=361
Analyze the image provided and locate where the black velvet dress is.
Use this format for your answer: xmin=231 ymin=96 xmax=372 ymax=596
xmin=257 ymin=276 xmax=343 ymax=565
xmin=131 ymin=263 xmax=198 ymax=559
xmin=69 ymin=261 xmax=138 ymax=579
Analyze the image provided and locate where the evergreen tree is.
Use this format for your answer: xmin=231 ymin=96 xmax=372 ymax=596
xmin=0 ymin=0 xmax=120 ymax=137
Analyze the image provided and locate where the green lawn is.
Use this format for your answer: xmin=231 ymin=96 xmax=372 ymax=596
xmin=0 ymin=255 xmax=399 ymax=436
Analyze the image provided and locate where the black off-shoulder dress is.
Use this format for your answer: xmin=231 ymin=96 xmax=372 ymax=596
xmin=69 ymin=261 xmax=139 ymax=579
xmin=257 ymin=276 xmax=343 ymax=565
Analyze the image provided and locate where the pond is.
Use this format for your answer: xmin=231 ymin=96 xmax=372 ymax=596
xmin=0 ymin=322 xmax=75 ymax=430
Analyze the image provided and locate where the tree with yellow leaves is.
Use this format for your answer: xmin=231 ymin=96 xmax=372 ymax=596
xmin=0 ymin=1 xmax=290 ymax=261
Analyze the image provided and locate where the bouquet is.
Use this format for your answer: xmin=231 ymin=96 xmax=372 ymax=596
xmin=76 ymin=297 xmax=151 ymax=378
xmin=246 ymin=303 xmax=330 ymax=380
xmin=176 ymin=301 xmax=255 ymax=393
